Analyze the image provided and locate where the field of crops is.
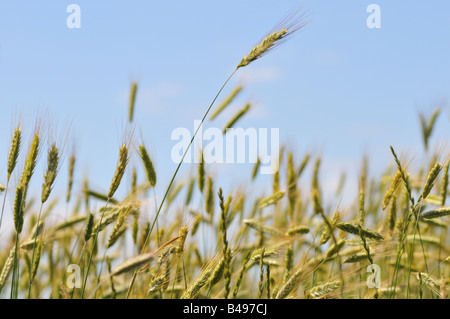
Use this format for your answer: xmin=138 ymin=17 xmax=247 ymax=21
xmin=0 ymin=7 xmax=449 ymax=300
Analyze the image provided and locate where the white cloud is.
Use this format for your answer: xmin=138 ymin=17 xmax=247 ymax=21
xmin=237 ymin=65 xmax=283 ymax=84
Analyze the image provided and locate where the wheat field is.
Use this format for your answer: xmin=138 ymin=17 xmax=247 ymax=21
xmin=0 ymin=8 xmax=449 ymax=300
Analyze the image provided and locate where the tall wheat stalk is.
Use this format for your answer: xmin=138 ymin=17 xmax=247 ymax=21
xmin=81 ymin=142 xmax=130 ymax=298
xmin=0 ymin=125 xmax=21 ymax=233
xmin=125 ymin=9 xmax=309 ymax=298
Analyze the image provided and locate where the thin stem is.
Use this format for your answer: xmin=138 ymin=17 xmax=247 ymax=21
xmin=415 ymin=256 xmax=448 ymax=298
xmin=390 ymin=209 xmax=413 ymax=298
xmin=95 ymin=241 xmax=110 ymax=298
xmin=153 ymin=188 xmax=160 ymax=247
xmin=169 ymin=258 xmax=180 ymax=299
xmin=61 ymin=212 xmax=94 ymax=298
xmin=125 ymin=70 xmax=237 ymax=298
xmin=10 ymin=231 xmax=20 ymax=299
xmin=70 ymin=240 xmax=87 ymax=299
xmin=182 ymin=256 xmax=187 ymax=289
xmin=0 ymin=180 xmax=10 ymax=233
xmin=80 ymin=198 xmax=111 ymax=299
xmin=27 ymin=202 xmax=44 ymax=298
xmin=406 ymin=216 xmax=431 ymax=298
xmin=319 ymin=210 xmax=345 ymax=298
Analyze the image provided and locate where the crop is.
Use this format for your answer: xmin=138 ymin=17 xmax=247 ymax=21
xmin=0 ymin=9 xmax=448 ymax=300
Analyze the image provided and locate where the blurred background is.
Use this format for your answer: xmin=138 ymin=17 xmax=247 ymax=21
xmin=0 ymin=1 xmax=449 ymax=231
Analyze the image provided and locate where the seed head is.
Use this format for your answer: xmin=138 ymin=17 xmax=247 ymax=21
xmin=7 ymin=125 xmax=21 ymax=181
xmin=237 ymin=10 xmax=310 ymax=69
xmin=139 ymin=144 xmax=156 ymax=187
xmin=41 ymin=144 xmax=60 ymax=203
xmin=108 ymin=144 xmax=129 ymax=198
xmin=13 ymin=186 xmax=24 ymax=233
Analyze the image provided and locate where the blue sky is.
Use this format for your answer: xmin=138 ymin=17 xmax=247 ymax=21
xmin=0 ymin=1 xmax=449 ymax=220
